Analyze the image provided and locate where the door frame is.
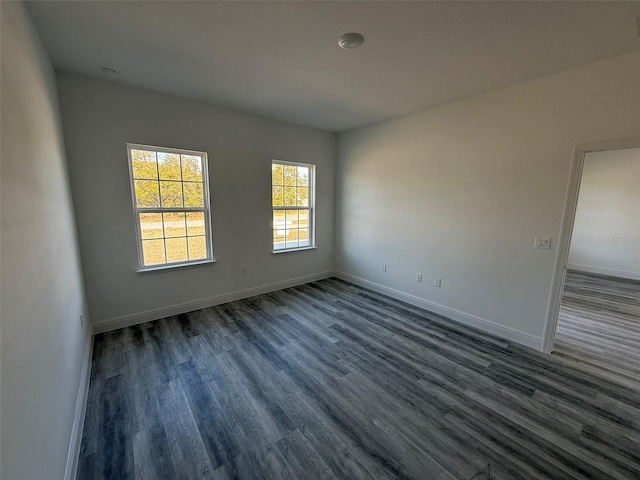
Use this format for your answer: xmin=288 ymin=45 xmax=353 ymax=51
xmin=541 ymin=137 xmax=640 ymax=353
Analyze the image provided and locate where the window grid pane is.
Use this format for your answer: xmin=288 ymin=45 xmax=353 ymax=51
xmin=142 ymin=239 xmax=166 ymax=266
xmin=158 ymin=152 xmax=182 ymax=180
xmin=163 ymin=212 xmax=186 ymax=238
xmin=272 ymin=163 xmax=284 ymax=186
xmin=284 ymin=166 xmax=296 ymax=186
xmin=132 ymin=150 xmax=159 ymax=180
xmin=285 ymin=228 xmax=299 ymax=249
xmin=183 ymin=182 xmax=204 ymax=207
xmin=188 ymin=236 xmax=207 ymax=260
xmin=165 ymin=237 xmax=188 ymax=263
xmin=186 ymin=212 xmax=205 ymax=236
xmin=272 ymin=186 xmax=283 ymax=206
xmin=140 ymin=213 xmax=163 ymax=239
xmin=181 ymin=155 xmax=203 ymax=182
xmin=134 ymin=180 xmax=160 ymax=208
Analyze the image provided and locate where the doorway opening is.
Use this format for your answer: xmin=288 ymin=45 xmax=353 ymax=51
xmin=543 ymin=139 xmax=640 ymax=361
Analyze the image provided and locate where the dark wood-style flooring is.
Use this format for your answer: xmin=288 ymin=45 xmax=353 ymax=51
xmin=78 ymin=273 xmax=640 ymax=479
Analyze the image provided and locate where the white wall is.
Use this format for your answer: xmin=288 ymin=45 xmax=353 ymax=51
xmin=0 ymin=3 xmax=92 ymax=479
xmin=56 ymin=73 xmax=336 ymax=328
xmin=568 ymin=148 xmax=640 ymax=280
xmin=336 ymin=51 xmax=640 ymax=348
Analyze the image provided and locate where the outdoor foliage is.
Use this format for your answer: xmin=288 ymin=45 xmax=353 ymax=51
xmin=132 ymin=150 xmax=204 ymax=208
xmin=271 ymin=164 xmax=309 ymax=207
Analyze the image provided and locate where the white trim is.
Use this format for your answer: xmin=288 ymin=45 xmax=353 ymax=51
xmin=335 ymin=271 xmax=543 ymax=351
xmin=272 ymin=246 xmax=317 ymax=254
xmin=92 ymin=271 xmax=334 ymax=334
xmin=137 ymin=258 xmax=216 ymax=273
xmin=127 ymin=143 xmax=214 ymax=271
xmin=127 ymin=143 xmax=206 ymax=157
xmin=271 ymin=159 xmax=316 ymax=252
xmin=542 ymin=137 xmax=640 ymax=354
xmin=567 ymin=264 xmax=640 ymax=282
xmin=64 ymin=333 xmax=94 ymax=480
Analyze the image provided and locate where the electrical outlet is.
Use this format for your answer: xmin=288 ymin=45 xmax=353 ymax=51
xmin=434 ymin=278 xmax=442 ymax=287
xmin=382 ymin=264 xmax=387 ymax=272
xmin=416 ymin=273 xmax=423 ymax=283
xmin=534 ymin=237 xmax=551 ymax=249
xmin=241 ymin=266 xmax=248 ymax=274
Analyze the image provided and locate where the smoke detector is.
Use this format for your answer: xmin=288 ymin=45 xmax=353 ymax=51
xmin=338 ymin=33 xmax=364 ymax=49
xmin=100 ymin=66 xmax=118 ymax=77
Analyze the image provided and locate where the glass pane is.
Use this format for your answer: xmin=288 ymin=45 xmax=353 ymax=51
xmin=134 ymin=180 xmax=160 ymax=208
xmin=139 ymin=213 xmax=163 ymax=239
xmin=284 ymin=187 xmax=296 ymax=206
xmin=181 ymin=155 xmax=202 ymax=182
xmin=273 ymin=210 xmax=286 ymax=249
xmin=285 ymin=229 xmax=299 ymax=249
xmin=158 ymin=152 xmax=181 ymax=180
xmin=298 ymin=228 xmax=310 ymax=247
xmin=286 ymin=209 xmax=299 ymax=228
xmin=163 ymin=212 xmax=186 ymax=238
xmin=142 ymin=239 xmax=165 ymax=266
xmin=297 ymin=187 xmax=309 ymax=207
xmin=296 ymin=166 xmax=309 ymax=187
xmin=273 ymin=230 xmax=285 ymax=250
xmin=131 ymin=150 xmax=158 ymax=179
xmin=272 ymin=186 xmax=283 ymax=206
xmin=186 ymin=212 xmax=205 ymax=236
xmin=299 ymin=210 xmax=309 ymax=229
xmin=165 ymin=237 xmax=187 ymax=263
xmin=272 ymin=163 xmax=284 ymax=186
xmin=183 ymin=182 xmax=204 ymax=208
xmin=284 ymin=165 xmax=297 ymax=186
xmin=188 ymin=236 xmax=207 ymax=260
xmin=159 ymin=181 xmax=183 ymax=207
xmin=273 ymin=210 xmax=286 ymax=227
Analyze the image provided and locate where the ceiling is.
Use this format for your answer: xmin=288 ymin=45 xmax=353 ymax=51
xmin=26 ymin=1 xmax=640 ymax=133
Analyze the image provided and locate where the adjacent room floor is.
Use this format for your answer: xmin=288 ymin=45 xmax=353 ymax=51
xmin=78 ymin=275 xmax=640 ymax=480
xmin=555 ymin=270 xmax=640 ymax=405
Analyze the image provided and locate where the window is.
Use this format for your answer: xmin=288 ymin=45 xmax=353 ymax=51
xmin=271 ymin=160 xmax=315 ymax=252
xmin=127 ymin=144 xmax=213 ymax=270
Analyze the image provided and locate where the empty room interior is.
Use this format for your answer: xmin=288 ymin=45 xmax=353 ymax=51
xmin=2 ymin=1 xmax=640 ymax=479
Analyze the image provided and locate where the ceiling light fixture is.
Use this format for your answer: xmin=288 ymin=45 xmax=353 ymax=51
xmin=100 ymin=66 xmax=118 ymax=77
xmin=338 ymin=32 xmax=364 ymax=49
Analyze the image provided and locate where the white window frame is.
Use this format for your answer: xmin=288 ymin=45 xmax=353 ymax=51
xmin=127 ymin=143 xmax=214 ymax=272
xmin=271 ymin=159 xmax=316 ymax=253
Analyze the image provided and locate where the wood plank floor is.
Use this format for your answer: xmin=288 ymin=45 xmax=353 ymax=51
xmin=77 ymin=274 xmax=640 ymax=480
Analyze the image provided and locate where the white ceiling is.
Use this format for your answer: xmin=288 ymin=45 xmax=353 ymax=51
xmin=27 ymin=1 xmax=640 ymax=132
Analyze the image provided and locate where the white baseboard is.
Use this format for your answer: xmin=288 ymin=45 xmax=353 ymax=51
xmin=567 ymin=263 xmax=640 ymax=281
xmin=335 ymin=271 xmax=543 ymax=351
xmin=64 ymin=332 xmax=94 ymax=480
xmin=92 ymin=271 xmax=335 ymax=334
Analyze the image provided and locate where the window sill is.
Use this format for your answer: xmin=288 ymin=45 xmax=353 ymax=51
xmin=272 ymin=246 xmax=317 ymax=254
xmin=137 ymin=258 xmax=216 ymax=273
